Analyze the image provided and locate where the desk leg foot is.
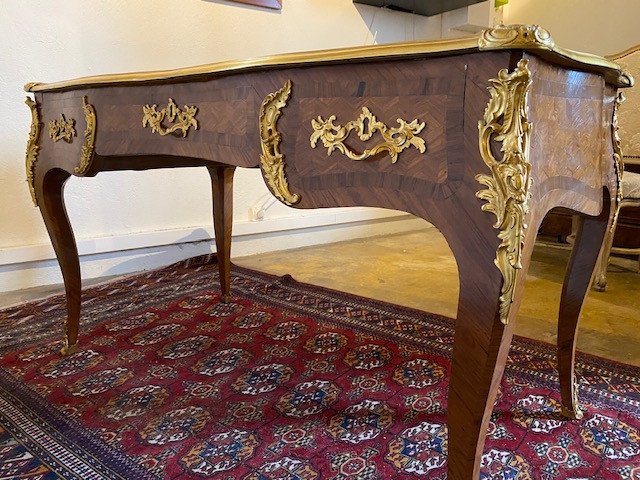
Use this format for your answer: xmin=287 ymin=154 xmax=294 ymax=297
xmin=592 ymin=277 xmax=607 ymax=292
xmin=60 ymin=340 xmax=79 ymax=356
xmin=558 ymin=199 xmax=611 ymax=419
xmin=36 ymin=168 xmax=81 ymax=355
xmin=561 ymin=400 xmax=584 ymax=420
xmin=208 ymin=165 xmax=236 ymax=302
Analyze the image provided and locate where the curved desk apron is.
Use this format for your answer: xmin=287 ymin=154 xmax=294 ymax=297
xmin=24 ymin=24 xmax=632 ymax=480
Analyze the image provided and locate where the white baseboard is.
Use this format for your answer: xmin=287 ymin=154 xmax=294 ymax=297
xmin=0 ymin=208 xmax=429 ymax=292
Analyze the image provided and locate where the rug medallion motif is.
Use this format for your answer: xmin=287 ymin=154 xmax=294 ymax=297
xmin=0 ymin=254 xmax=639 ymax=478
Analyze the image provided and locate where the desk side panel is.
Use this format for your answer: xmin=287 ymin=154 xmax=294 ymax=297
xmin=35 ymin=90 xmax=93 ymax=176
xmin=526 ymin=54 xmax=615 ymax=217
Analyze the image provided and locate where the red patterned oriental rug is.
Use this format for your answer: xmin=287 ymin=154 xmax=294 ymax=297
xmin=0 ymin=254 xmax=639 ymax=479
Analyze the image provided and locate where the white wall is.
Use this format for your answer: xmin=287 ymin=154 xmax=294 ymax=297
xmin=3 ymin=0 xmax=468 ymax=291
xmin=504 ymin=0 xmax=640 ymax=56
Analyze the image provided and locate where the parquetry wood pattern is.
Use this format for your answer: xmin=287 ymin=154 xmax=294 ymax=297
xmin=27 ymin=43 xmax=626 ymax=480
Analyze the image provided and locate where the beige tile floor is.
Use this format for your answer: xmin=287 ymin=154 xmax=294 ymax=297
xmin=1 ymin=228 xmax=639 ymax=365
xmin=235 ymin=228 xmax=640 ymax=367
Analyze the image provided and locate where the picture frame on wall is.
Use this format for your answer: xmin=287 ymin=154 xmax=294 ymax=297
xmin=230 ymin=0 xmax=282 ymax=9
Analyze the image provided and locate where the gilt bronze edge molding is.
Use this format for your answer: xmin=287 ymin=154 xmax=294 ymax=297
xmin=74 ymin=96 xmax=97 ymax=176
xmin=142 ymin=98 xmax=198 ymax=138
xmin=479 ymin=24 xmax=555 ymax=51
xmin=25 ymin=97 xmax=42 ymax=207
xmin=259 ymin=79 xmax=300 ymax=206
xmin=479 ymin=24 xmax=632 ymax=87
xmin=25 ymin=25 xmax=630 ymax=93
xmin=475 ymin=59 xmax=533 ymax=325
xmin=310 ymin=107 xmax=426 ymax=163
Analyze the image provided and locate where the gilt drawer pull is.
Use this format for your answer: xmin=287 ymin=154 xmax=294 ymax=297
xmin=48 ymin=114 xmax=76 ymax=143
xmin=310 ymin=107 xmax=426 ymax=163
xmin=142 ymin=98 xmax=198 ymax=137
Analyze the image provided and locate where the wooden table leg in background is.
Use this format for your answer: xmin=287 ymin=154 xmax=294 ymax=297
xmin=35 ymin=168 xmax=81 ymax=356
xmin=33 ymin=161 xmax=237 ymax=354
xmin=558 ymin=194 xmax=613 ymax=418
xmin=208 ymin=165 xmax=236 ymax=303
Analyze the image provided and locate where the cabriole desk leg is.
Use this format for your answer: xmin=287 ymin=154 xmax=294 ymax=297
xmin=558 ymin=194 xmax=613 ymax=419
xmin=446 ymin=214 xmax=538 ymax=479
xmin=35 ymin=168 xmax=81 ymax=356
xmin=207 ymin=165 xmax=236 ymax=303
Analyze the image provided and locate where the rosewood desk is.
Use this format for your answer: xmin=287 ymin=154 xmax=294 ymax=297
xmin=24 ymin=25 xmax=632 ymax=479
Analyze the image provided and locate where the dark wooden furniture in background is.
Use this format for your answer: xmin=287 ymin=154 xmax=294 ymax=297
xmin=24 ymin=25 xmax=631 ymax=480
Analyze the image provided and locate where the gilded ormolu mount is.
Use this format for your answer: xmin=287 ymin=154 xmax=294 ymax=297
xmin=74 ymin=96 xmax=97 ymax=176
xmin=25 ymin=97 xmax=42 ymax=206
xmin=142 ymin=98 xmax=198 ymax=137
xmin=259 ymin=80 xmax=300 ymax=206
xmin=48 ymin=114 xmax=76 ymax=143
xmin=475 ymin=59 xmax=533 ymax=325
xmin=611 ymin=91 xmax=625 ymax=233
xmin=479 ymin=24 xmax=554 ymax=51
xmin=310 ymin=107 xmax=426 ymax=163
xmin=479 ymin=24 xmax=632 ymax=88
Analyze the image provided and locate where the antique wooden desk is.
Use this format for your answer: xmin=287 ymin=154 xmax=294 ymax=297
xmin=24 ymin=25 xmax=631 ymax=479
